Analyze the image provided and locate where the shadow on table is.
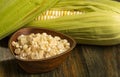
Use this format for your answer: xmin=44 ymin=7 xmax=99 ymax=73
xmin=0 ymin=59 xmax=28 ymax=76
xmin=0 ymin=37 xmax=10 ymax=48
xmin=0 ymin=59 xmax=58 ymax=77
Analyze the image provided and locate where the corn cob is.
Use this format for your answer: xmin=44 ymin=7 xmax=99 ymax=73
xmin=34 ymin=10 xmax=82 ymax=20
xmin=27 ymin=0 xmax=120 ymax=45
xmin=0 ymin=0 xmax=59 ymax=40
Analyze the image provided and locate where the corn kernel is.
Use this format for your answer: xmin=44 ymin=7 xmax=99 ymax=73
xmin=12 ymin=32 xmax=70 ymax=60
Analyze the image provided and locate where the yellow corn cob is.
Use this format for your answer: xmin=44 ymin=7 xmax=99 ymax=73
xmin=34 ymin=10 xmax=82 ymax=20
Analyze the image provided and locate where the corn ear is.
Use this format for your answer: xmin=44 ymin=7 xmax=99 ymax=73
xmin=27 ymin=11 xmax=120 ymax=45
xmin=0 ymin=0 xmax=59 ymax=40
xmin=27 ymin=0 xmax=120 ymax=45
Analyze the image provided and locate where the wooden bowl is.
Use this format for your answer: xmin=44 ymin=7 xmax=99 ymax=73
xmin=8 ymin=27 xmax=76 ymax=73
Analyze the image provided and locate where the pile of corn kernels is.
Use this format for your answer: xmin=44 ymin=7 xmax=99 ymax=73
xmin=12 ymin=33 xmax=70 ymax=60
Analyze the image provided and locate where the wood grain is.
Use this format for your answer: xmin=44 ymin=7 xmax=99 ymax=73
xmin=0 ymin=37 xmax=120 ymax=77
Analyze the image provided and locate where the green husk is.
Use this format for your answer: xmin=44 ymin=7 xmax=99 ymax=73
xmin=0 ymin=0 xmax=59 ymax=40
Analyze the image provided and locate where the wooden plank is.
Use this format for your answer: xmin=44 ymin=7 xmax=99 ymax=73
xmin=82 ymin=45 xmax=120 ymax=77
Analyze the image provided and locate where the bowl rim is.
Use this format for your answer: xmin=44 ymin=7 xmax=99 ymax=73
xmin=8 ymin=27 xmax=76 ymax=62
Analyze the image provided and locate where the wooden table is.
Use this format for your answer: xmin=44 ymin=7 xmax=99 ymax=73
xmin=0 ymin=37 xmax=119 ymax=77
